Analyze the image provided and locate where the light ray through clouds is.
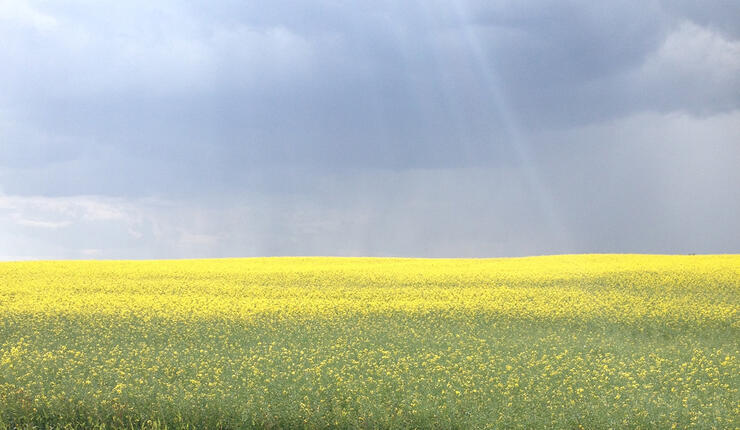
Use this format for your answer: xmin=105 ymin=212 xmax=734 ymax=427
xmin=450 ymin=0 xmax=568 ymax=245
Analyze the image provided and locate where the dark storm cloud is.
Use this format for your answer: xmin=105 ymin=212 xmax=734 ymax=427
xmin=3 ymin=0 xmax=738 ymax=185
xmin=1 ymin=0 xmax=739 ymax=258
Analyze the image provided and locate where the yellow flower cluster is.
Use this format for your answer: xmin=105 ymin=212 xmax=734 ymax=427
xmin=0 ymin=255 xmax=738 ymax=428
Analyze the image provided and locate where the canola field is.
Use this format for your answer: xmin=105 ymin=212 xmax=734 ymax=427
xmin=0 ymin=255 xmax=738 ymax=428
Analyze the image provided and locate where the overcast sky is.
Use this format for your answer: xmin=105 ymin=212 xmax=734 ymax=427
xmin=1 ymin=0 xmax=739 ymax=259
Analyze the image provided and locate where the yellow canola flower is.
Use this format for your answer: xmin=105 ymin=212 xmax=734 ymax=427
xmin=0 ymin=254 xmax=737 ymax=324
xmin=0 ymin=254 xmax=737 ymax=428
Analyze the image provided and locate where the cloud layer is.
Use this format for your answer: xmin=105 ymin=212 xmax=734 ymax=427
xmin=1 ymin=0 xmax=738 ymax=258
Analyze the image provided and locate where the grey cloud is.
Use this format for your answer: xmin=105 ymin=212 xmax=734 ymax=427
xmin=2 ymin=0 xmax=738 ymax=186
xmin=470 ymin=1 xmax=668 ymax=83
xmin=2 ymin=111 xmax=737 ymax=259
xmin=534 ymin=111 xmax=740 ymax=253
xmin=626 ymin=22 xmax=740 ymax=114
xmin=1 ymin=1 xmax=739 ymax=257
xmin=661 ymin=0 xmax=740 ymax=39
